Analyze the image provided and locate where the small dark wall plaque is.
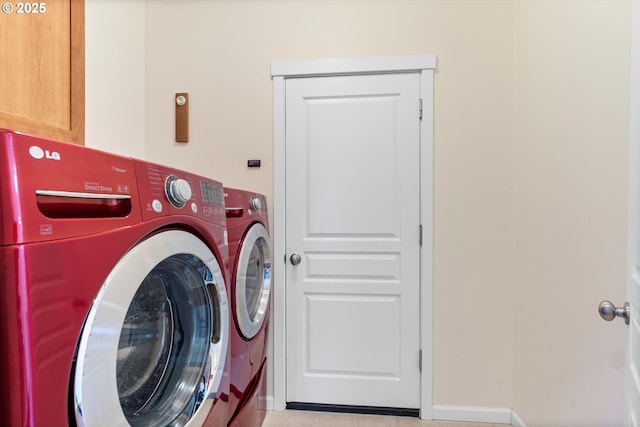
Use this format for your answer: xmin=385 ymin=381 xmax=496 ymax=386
xmin=247 ymin=160 xmax=261 ymax=168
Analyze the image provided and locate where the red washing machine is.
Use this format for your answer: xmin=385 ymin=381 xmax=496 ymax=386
xmin=0 ymin=129 xmax=231 ymax=427
xmin=225 ymin=188 xmax=272 ymax=427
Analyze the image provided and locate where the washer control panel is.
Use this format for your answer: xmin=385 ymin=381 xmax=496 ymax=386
xmin=133 ymin=159 xmax=225 ymax=224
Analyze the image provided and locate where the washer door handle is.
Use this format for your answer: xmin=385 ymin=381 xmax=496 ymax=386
xmin=290 ymin=253 xmax=302 ymax=266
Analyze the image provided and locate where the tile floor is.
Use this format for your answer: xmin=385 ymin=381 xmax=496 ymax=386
xmin=262 ymin=410 xmax=510 ymax=427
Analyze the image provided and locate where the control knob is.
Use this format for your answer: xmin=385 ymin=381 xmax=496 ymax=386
xmin=250 ymin=196 xmax=263 ymax=211
xmin=165 ymin=176 xmax=192 ymax=208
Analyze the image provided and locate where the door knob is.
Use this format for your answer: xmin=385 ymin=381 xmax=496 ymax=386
xmin=290 ymin=253 xmax=302 ymax=265
xmin=598 ymin=300 xmax=630 ymax=325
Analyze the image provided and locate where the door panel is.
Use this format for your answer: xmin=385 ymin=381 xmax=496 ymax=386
xmin=307 ymin=295 xmax=401 ymax=375
xmin=285 ymin=73 xmax=421 ymax=409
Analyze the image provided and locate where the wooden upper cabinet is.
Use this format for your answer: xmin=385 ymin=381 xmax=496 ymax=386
xmin=0 ymin=0 xmax=84 ymax=145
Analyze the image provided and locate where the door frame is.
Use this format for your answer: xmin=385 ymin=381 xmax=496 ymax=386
xmin=271 ymin=54 xmax=436 ymax=419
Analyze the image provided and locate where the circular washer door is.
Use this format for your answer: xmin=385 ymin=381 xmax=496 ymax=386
xmin=235 ymin=222 xmax=272 ymax=339
xmin=73 ymin=230 xmax=229 ymax=427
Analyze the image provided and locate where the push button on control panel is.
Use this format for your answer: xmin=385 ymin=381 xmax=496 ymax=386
xmin=152 ymin=199 xmax=163 ymax=213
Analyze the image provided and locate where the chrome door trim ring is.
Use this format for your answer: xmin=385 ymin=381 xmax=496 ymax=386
xmin=73 ymin=230 xmax=229 ymax=427
xmin=235 ymin=223 xmax=272 ymax=339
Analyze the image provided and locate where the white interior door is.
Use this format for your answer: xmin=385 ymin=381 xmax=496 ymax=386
xmin=627 ymin=225 xmax=640 ymax=426
xmin=625 ymin=97 xmax=640 ymax=426
xmin=625 ymin=3 xmax=640 ymax=423
xmin=284 ymin=72 xmax=421 ymax=409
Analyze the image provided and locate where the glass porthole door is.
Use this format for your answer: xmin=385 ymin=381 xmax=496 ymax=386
xmin=73 ymin=230 xmax=229 ymax=427
xmin=235 ymin=223 xmax=272 ymax=339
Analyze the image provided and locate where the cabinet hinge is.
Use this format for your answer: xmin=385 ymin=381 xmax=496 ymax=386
xmin=284 ymin=254 xmax=287 ymax=264
xmin=419 ymin=349 xmax=422 ymax=372
xmin=419 ymin=98 xmax=423 ymax=120
xmin=419 ymin=224 xmax=423 ymax=246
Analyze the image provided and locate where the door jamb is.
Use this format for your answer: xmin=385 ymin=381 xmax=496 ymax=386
xmin=271 ymin=54 xmax=437 ymax=419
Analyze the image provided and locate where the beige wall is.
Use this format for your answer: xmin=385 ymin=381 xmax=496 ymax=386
xmin=513 ymin=1 xmax=630 ymax=425
xmin=85 ymin=0 xmax=146 ymax=157
xmin=142 ymin=0 xmax=517 ymax=409
xmin=85 ymin=0 xmax=631 ymax=424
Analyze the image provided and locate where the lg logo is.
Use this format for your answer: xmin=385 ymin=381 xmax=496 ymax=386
xmin=29 ymin=145 xmax=61 ymax=161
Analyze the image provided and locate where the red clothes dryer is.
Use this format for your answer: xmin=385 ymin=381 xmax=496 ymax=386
xmin=225 ymin=188 xmax=272 ymax=427
xmin=0 ymin=130 xmax=231 ymax=427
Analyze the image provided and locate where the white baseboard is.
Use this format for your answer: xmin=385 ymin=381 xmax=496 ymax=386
xmin=511 ymin=410 xmax=527 ymax=427
xmin=265 ymin=395 xmax=275 ymax=411
xmin=432 ymin=405 xmax=513 ymax=424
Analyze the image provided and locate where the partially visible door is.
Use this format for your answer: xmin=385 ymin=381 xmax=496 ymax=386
xmin=625 ymin=225 xmax=640 ymax=426
xmin=623 ymin=101 xmax=640 ymax=425
xmin=285 ymin=73 xmax=421 ymax=409
xmin=624 ymin=3 xmax=640 ymax=424
xmin=0 ymin=0 xmax=84 ymax=145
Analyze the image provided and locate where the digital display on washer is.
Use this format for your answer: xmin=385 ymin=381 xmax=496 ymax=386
xmin=200 ymin=181 xmax=224 ymax=205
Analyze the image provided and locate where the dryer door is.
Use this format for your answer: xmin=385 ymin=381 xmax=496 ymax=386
xmin=73 ymin=230 xmax=229 ymax=427
xmin=235 ymin=223 xmax=272 ymax=339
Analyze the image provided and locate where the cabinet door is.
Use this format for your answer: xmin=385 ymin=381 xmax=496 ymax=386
xmin=0 ymin=0 xmax=84 ymax=145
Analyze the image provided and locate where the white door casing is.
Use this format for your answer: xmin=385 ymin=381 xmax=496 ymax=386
xmin=272 ymin=55 xmax=436 ymax=418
